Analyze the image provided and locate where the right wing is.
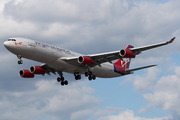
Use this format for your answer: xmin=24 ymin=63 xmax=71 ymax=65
xmin=129 ymin=37 xmax=175 ymax=55
xmin=61 ymin=37 xmax=175 ymax=66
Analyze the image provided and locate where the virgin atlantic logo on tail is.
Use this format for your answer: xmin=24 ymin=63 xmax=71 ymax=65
xmin=121 ymin=58 xmax=130 ymax=67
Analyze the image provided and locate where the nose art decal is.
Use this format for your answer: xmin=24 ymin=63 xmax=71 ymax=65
xmin=15 ymin=42 xmax=22 ymax=46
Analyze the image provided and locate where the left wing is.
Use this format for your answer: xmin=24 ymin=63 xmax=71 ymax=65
xmin=61 ymin=37 xmax=175 ymax=66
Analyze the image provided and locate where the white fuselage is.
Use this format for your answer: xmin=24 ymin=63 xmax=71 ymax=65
xmin=4 ymin=37 xmax=122 ymax=78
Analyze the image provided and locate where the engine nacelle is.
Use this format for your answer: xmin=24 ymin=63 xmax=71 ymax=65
xmin=78 ymin=56 xmax=94 ymax=65
xmin=30 ymin=66 xmax=46 ymax=75
xmin=119 ymin=49 xmax=136 ymax=58
xmin=19 ymin=69 xmax=34 ymax=78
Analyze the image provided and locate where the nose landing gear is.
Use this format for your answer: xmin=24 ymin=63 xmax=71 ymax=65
xmin=17 ymin=55 xmax=23 ymax=64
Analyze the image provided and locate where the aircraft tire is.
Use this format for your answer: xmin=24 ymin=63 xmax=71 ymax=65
xmin=61 ymin=81 xmax=65 ymax=86
xmin=75 ymin=75 xmax=81 ymax=80
xmin=18 ymin=60 xmax=23 ymax=64
xmin=75 ymin=76 xmax=79 ymax=80
xmin=88 ymin=76 xmax=92 ymax=81
xmin=64 ymin=80 xmax=68 ymax=85
xmin=57 ymin=77 xmax=61 ymax=82
xmin=85 ymin=72 xmax=88 ymax=77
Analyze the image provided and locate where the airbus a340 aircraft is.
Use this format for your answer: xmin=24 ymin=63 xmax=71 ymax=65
xmin=4 ymin=37 xmax=175 ymax=86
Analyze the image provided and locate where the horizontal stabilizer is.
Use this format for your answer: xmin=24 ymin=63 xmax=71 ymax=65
xmin=126 ymin=64 xmax=157 ymax=73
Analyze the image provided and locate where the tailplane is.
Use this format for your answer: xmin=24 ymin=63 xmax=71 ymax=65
xmin=125 ymin=64 xmax=157 ymax=73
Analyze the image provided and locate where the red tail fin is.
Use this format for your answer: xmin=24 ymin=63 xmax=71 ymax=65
xmin=114 ymin=45 xmax=134 ymax=69
xmin=114 ymin=58 xmax=131 ymax=69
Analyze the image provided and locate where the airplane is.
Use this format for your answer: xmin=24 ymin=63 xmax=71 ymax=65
xmin=4 ymin=37 xmax=175 ymax=86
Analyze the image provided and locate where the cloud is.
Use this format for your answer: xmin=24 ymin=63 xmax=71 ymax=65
xmin=1 ymin=0 xmax=180 ymax=120
xmin=2 ymin=0 xmax=180 ymax=57
xmin=0 ymin=80 xmax=100 ymax=120
xmin=95 ymin=106 xmax=125 ymax=117
xmin=96 ymin=110 xmax=172 ymax=120
xmin=142 ymin=66 xmax=180 ymax=118
xmin=133 ymin=67 xmax=160 ymax=92
xmin=3 ymin=0 xmax=78 ymax=23
xmin=129 ymin=65 xmax=180 ymax=119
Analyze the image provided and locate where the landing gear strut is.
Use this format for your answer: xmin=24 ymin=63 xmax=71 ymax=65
xmin=57 ymin=72 xmax=68 ymax=86
xmin=17 ymin=55 xmax=23 ymax=64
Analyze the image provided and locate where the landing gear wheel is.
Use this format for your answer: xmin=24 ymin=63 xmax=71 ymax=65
xmin=75 ymin=75 xmax=81 ymax=80
xmin=64 ymin=80 xmax=68 ymax=85
xmin=18 ymin=60 xmax=23 ymax=64
xmin=57 ymin=77 xmax=61 ymax=82
xmin=88 ymin=75 xmax=92 ymax=81
xmin=60 ymin=80 xmax=68 ymax=86
xmin=85 ymin=72 xmax=89 ymax=77
xmin=57 ymin=77 xmax=65 ymax=82
xmin=61 ymin=81 xmax=65 ymax=86
xmin=75 ymin=76 xmax=79 ymax=80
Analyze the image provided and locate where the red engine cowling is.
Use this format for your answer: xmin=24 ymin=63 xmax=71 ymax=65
xmin=19 ymin=69 xmax=34 ymax=78
xmin=119 ymin=49 xmax=136 ymax=58
xmin=30 ymin=66 xmax=46 ymax=75
xmin=78 ymin=56 xmax=94 ymax=65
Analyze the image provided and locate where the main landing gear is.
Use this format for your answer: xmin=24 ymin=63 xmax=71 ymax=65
xmin=57 ymin=72 xmax=68 ymax=86
xmin=17 ymin=55 xmax=23 ymax=65
xmin=85 ymin=72 xmax=96 ymax=81
xmin=56 ymin=71 xmax=96 ymax=86
xmin=74 ymin=73 xmax=81 ymax=80
xmin=57 ymin=76 xmax=68 ymax=86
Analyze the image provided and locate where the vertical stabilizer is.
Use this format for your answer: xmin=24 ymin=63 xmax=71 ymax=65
xmin=114 ymin=45 xmax=134 ymax=69
xmin=113 ymin=45 xmax=134 ymax=74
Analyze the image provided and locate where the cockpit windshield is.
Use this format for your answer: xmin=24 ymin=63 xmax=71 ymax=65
xmin=8 ymin=39 xmax=16 ymax=41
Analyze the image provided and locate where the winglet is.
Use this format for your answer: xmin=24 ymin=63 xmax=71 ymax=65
xmin=168 ymin=37 xmax=175 ymax=43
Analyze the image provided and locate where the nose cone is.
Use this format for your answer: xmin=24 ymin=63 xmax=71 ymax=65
xmin=4 ymin=41 xmax=15 ymax=52
xmin=4 ymin=41 xmax=9 ymax=48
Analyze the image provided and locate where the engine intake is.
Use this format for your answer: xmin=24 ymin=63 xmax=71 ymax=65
xmin=78 ymin=56 xmax=94 ymax=65
xmin=119 ymin=49 xmax=136 ymax=58
xmin=19 ymin=69 xmax=34 ymax=78
xmin=30 ymin=66 xmax=46 ymax=75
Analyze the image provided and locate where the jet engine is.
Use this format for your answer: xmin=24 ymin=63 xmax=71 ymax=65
xmin=30 ymin=66 xmax=46 ymax=75
xmin=119 ymin=49 xmax=136 ymax=58
xmin=19 ymin=69 xmax=34 ymax=78
xmin=78 ymin=56 xmax=94 ymax=65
